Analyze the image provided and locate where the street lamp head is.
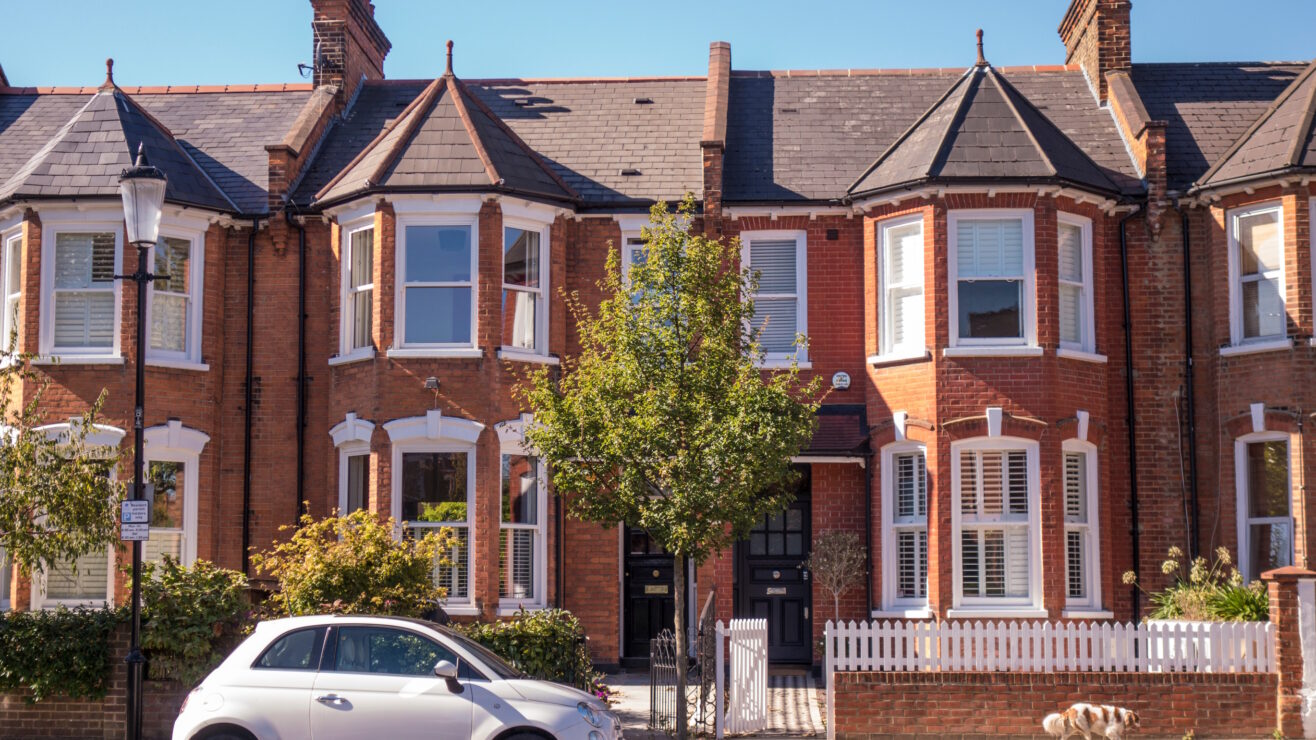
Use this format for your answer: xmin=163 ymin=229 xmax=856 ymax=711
xmin=119 ymin=143 xmax=167 ymax=248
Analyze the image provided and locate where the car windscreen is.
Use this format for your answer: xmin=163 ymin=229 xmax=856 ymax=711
xmin=437 ymin=627 xmax=524 ymax=680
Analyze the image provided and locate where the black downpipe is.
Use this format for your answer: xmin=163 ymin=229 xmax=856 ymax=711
xmin=1178 ymin=208 xmax=1202 ymax=559
xmin=864 ymin=450 xmax=874 ymax=617
xmin=1119 ymin=207 xmax=1144 ymax=618
xmin=555 ymin=495 xmax=564 ymax=609
xmin=241 ymin=218 xmax=258 ymax=575
xmin=286 ymin=207 xmax=308 ymax=522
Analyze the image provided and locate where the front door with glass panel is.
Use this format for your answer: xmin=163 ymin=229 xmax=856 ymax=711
xmin=623 ymin=527 xmax=675 ymax=662
xmin=736 ymin=469 xmax=812 ymax=664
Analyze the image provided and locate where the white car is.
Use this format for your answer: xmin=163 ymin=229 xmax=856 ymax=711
xmin=173 ymin=614 xmax=622 ymax=740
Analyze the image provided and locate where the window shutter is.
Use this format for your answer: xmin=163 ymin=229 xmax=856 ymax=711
xmin=895 ymin=453 xmax=926 ymax=519
xmin=45 ymin=550 xmax=108 ymax=600
xmin=959 ymin=450 xmax=977 ymax=515
xmin=1006 ymin=451 xmax=1028 ymax=514
xmin=500 ymin=529 xmax=536 ymax=599
xmin=749 ymin=239 xmax=797 ymax=293
xmin=897 ymin=530 xmax=927 ymax=599
xmin=1067 ymin=530 xmax=1086 ymax=599
xmin=1058 ymin=224 xmax=1083 ymax=282
xmin=957 ymin=220 xmax=1023 ymax=278
xmin=1059 ymin=222 xmax=1084 ymax=345
xmin=1064 ymin=452 xmax=1086 ymax=523
xmin=438 ymin=527 xmax=469 ymax=600
xmin=961 ymin=530 xmax=981 ymax=596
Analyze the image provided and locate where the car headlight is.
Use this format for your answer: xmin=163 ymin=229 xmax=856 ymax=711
xmin=577 ymin=701 xmax=603 ymax=727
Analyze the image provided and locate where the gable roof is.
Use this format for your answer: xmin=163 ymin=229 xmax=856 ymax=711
xmin=847 ymin=63 xmax=1125 ymax=199
xmin=0 ymin=81 xmax=233 ymax=211
xmin=1193 ymin=59 xmax=1316 ymax=192
xmin=314 ymin=64 xmax=577 ymax=207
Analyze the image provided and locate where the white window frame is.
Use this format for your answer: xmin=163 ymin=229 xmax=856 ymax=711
xmin=500 ymin=218 xmax=550 ymax=358
xmin=38 ymin=209 xmax=124 ymax=363
xmin=331 ymin=413 xmax=375 ymax=515
xmin=146 ymin=223 xmax=206 ymax=369
xmin=30 ymin=421 xmax=124 ymax=609
xmin=0 ymin=547 xmax=9 ymax=611
xmin=876 ymin=215 xmax=926 ymax=360
xmin=741 ymin=230 xmax=809 ymax=367
xmin=947 ymin=209 xmax=1036 ymax=350
xmin=620 ymin=233 xmax=647 ymax=284
xmin=1 ymin=227 xmax=21 ymax=353
xmin=880 ymin=440 xmax=929 ymax=615
xmin=143 ymin=420 xmax=209 ymax=566
xmin=1235 ymin=430 xmax=1294 ymax=582
xmin=385 ymin=410 xmax=484 ymax=615
xmin=949 ymin=436 xmax=1043 ymax=617
xmin=338 ymin=217 xmax=376 ymax=362
xmin=1227 ymin=202 xmax=1286 ymax=348
xmin=1062 ymin=439 xmax=1102 ymax=611
xmin=1057 ymin=213 xmax=1095 ymax=353
xmin=393 ymin=214 xmax=480 ymax=354
xmin=495 ymin=416 xmax=548 ymax=612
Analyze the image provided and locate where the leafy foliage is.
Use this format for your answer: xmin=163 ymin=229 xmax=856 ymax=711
xmin=251 ymin=509 xmax=455 ymax=618
xmin=457 ymin=609 xmax=607 ymax=697
xmin=140 ymin=557 xmax=250 ymax=686
xmin=0 ymin=331 xmax=125 ymax=576
xmin=0 ymin=607 xmax=125 ymax=701
xmin=1125 ymin=546 xmax=1269 ymax=622
xmin=804 ymin=530 xmax=866 ymax=622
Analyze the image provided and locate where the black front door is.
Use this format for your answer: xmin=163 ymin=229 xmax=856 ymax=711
xmin=623 ymin=527 xmax=676 ymax=661
xmin=736 ymin=479 xmax=812 ymax=663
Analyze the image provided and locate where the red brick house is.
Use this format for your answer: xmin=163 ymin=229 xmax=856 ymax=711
xmin=0 ymin=0 xmax=1312 ymax=668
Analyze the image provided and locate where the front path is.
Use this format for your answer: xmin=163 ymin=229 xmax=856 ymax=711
xmin=604 ymin=668 xmax=823 ymax=738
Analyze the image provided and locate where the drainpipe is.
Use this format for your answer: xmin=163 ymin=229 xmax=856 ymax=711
xmin=1174 ymin=204 xmax=1202 ymax=559
xmin=864 ymin=449 xmax=874 ymax=618
xmin=241 ymin=218 xmax=258 ymax=575
xmin=285 ymin=206 xmax=308 ymax=522
xmin=556 ymin=495 xmax=564 ymax=609
xmin=1119 ymin=206 xmax=1144 ymax=618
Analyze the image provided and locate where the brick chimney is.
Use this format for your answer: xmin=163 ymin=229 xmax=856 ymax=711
xmin=310 ymin=0 xmax=391 ymax=103
xmin=1058 ymin=0 xmax=1131 ymax=103
xmin=701 ymin=41 xmax=731 ymax=238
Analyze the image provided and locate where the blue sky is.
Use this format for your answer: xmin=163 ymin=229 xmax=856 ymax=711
xmin=4 ymin=1 xmax=1314 ymax=86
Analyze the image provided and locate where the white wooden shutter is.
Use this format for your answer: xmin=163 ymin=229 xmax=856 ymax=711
xmin=1058 ymin=222 xmax=1084 ymax=345
xmin=1066 ymin=530 xmax=1087 ymax=599
xmin=895 ymin=452 xmax=926 ymax=520
xmin=501 ymin=529 xmax=536 ymax=599
xmin=897 ymin=530 xmax=927 ymax=599
xmin=749 ymin=239 xmax=799 ymax=353
xmin=957 ymin=219 xmax=1024 ymax=278
xmin=45 ymin=550 xmax=109 ymax=601
xmin=1064 ymin=452 xmax=1086 ymax=523
xmin=53 ymin=233 xmax=116 ymax=349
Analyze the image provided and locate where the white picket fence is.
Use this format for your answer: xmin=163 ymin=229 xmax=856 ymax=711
xmin=714 ymin=618 xmax=768 ymax=737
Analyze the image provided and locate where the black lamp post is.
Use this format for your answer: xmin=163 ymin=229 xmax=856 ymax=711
xmin=118 ymin=143 xmax=166 ymax=740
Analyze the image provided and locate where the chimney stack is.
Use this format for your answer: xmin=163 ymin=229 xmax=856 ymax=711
xmin=310 ymin=0 xmax=391 ymax=102
xmin=1058 ymin=0 xmax=1131 ymax=103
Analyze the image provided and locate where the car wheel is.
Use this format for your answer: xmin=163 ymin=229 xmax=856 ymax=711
xmin=197 ymin=727 xmax=256 ymax=740
xmin=500 ymin=733 xmax=551 ymax=740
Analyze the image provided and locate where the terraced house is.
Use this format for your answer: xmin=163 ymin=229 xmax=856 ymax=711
xmin=0 ymin=0 xmax=1312 ymax=668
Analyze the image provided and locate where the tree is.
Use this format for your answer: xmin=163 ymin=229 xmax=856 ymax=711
xmin=518 ymin=197 xmax=821 ymax=738
xmin=0 ymin=329 xmax=125 ymax=581
xmin=804 ymin=530 xmax=866 ymax=623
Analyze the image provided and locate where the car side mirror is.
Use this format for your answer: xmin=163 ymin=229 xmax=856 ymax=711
xmin=434 ymin=660 xmax=463 ymax=694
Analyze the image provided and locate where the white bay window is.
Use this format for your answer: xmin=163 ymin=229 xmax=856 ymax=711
xmin=951 ymin=438 xmax=1041 ymax=614
xmin=1228 ymin=204 xmax=1285 ymax=347
xmin=341 ymin=224 xmax=374 ymax=357
xmin=2 ymin=231 xmax=20 ymax=349
xmin=502 ymin=225 xmax=548 ymax=355
xmin=742 ymin=231 xmax=808 ymax=365
xmin=332 ymin=413 xmax=375 ymax=515
xmin=43 ymin=226 xmax=121 ymax=358
xmin=1236 ymin=433 xmax=1293 ymax=582
xmin=143 ymin=421 xmax=208 ymax=566
xmin=878 ymin=216 xmax=925 ymax=359
xmin=1058 ymin=215 xmax=1094 ymax=353
xmin=1063 ymin=441 xmax=1101 ymax=611
xmin=398 ymin=222 xmax=476 ymax=350
xmin=148 ymin=232 xmax=204 ymax=366
xmin=948 ymin=211 xmax=1035 ymax=350
xmin=496 ymin=415 xmax=547 ymax=610
xmin=881 ymin=442 xmax=928 ymax=613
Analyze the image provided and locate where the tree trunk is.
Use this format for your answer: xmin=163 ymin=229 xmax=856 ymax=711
xmin=833 ymin=591 xmax=840 ymax=624
xmin=673 ymin=553 xmax=688 ymax=739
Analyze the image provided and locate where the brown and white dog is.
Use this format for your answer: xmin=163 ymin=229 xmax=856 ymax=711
xmin=1042 ymin=703 xmax=1141 ymax=739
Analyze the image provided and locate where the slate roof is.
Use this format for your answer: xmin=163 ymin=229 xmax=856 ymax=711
xmin=848 ymin=64 xmax=1124 ymax=198
xmin=723 ymin=67 xmax=1140 ymax=203
xmin=0 ymin=85 xmax=313 ymax=214
xmin=0 ymin=82 xmax=232 ymax=211
xmin=1194 ymin=60 xmax=1316 ymax=192
xmin=315 ymin=67 xmax=576 ymax=207
xmin=297 ymin=77 xmax=706 ymax=208
xmin=1130 ymin=62 xmax=1307 ymax=192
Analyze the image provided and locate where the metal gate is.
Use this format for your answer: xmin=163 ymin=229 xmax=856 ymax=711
xmin=649 ymin=590 xmax=718 ymax=735
xmin=714 ymin=618 xmax=769 ymax=737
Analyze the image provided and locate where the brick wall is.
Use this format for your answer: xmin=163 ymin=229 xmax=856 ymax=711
xmin=832 ymin=670 xmax=1277 ymax=739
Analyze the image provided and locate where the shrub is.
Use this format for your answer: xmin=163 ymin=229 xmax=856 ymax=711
xmin=1124 ymin=546 xmax=1269 ymax=622
xmin=457 ymin=609 xmax=608 ymax=698
xmin=0 ymin=607 xmax=125 ymax=701
xmin=141 ymin=557 xmax=250 ymax=686
xmin=804 ymin=530 xmax=866 ymax=623
xmin=251 ymin=509 xmax=455 ymax=618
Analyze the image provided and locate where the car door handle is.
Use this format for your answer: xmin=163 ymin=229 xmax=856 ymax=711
xmin=316 ymin=694 xmax=347 ymax=706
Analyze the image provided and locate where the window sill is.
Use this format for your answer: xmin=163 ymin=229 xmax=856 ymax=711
xmin=867 ymin=350 xmax=931 ymax=367
xmin=386 ymin=347 xmax=484 ymax=360
xmin=146 ymin=358 xmax=210 ymax=372
xmin=497 ymin=349 xmax=560 ymax=365
xmin=497 ymin=604 xmax=546 ymax=616
xmin=946 ymin=607 xmax=1048 ymax=620
xmin=31 ymin=355 xmax=125 ymax=366
xmin=942 ymin=346 xmax=1043 ymax=359
xmin=871 ymin=607 xmax=933 ymax=620
xmin=1061 ymin=609 xmax=1114 ymax=620
xmin=328 ymin=349 xmax=375 ymax=367
xmin=439 ymin=604 xmax=481 ymax=617
xmin=1219 ymin=338 xmax=1292 ymax=357
xmin=1056 ymin=348 xmax=1107 ymax=364
xmin=756 ymin=358 xmax=812 ymax=370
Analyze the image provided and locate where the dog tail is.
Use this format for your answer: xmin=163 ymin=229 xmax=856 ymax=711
xmin=1042 ymin=712 xmax=1068 ymax=737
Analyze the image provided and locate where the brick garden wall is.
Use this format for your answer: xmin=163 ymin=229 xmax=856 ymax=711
xmin=832 ymin=670 xmax=1278 ymax=739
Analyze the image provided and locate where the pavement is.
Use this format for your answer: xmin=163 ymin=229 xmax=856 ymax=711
xmin=604 ymin=668 xmax=824 ymax=738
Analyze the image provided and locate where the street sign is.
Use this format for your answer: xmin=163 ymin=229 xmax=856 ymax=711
xmin=121 ymin=499 xmax=150 ymax=524
xmin=120 ymin=523 xmax=150 ymax=542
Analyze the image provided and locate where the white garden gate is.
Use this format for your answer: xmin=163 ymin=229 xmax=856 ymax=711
xmin=714 ymin=618 xmax=768 ymax=737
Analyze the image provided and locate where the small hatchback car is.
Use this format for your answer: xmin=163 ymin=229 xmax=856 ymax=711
xmin=173 ymin=614 xmax=622 ymax=740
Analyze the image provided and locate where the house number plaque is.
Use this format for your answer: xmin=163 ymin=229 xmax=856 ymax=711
xmin=644 ymin=584 xmax=669 ymax=595
xmin=766 ymin=587 xmax=787 ymax=595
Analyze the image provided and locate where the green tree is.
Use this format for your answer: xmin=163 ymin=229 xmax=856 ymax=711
xmin=518 ymin=197 xmax=821 ymax=737
xmin=0 ymin=330 xmax=125 ymax=581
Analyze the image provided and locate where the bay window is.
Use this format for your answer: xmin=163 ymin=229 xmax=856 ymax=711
xmin=2 ymin=231 xmax=19 ymax=348
xmin=502 ymin=225 xmax=547 ymax=355
xmin=148 ymin=233 xmax=203 ymax=365
xmin=881 ymin=442 xmax=928 ymax=611
xmin=332 ymin=413 xmax=375 ymax=516
xmin=742 ymin=231 xmax=808 ymax=364
xmin=500 ymin=453 xmax=545 ymax=606
xmin=1228 ymin=204 xmax=1285 ymax=345
xmin=1057 ymin=215 xmax=1094 ymax=353
xmin=396 ymin=445 xmax=475 ymax=606
xmin=878 ymin=216 xmax=925 ymax=358
xmin=948 ymin=211 xmax=1035 ymax=348
xmin=1063 ymin=441 xmax=1101 ymax=610
xmin=341 ymin=224 xmax=374 ymax=356
xmin=44 ymin=227 xmax=121 ymax=358
xmin=952 ymin=439 xmax=1040 ymax=612
xmin=1236 ymin=434 xmax=1293 ymax=582
xmin=143 ymin=421 xmax=208 ymax=567
xmin=399 ymin=222 xmax=476 ymax=349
